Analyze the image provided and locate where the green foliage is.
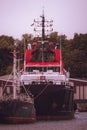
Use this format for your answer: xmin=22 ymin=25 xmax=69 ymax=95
xmin=0 ymin=35 xmax=14 ymax=49
xmin=63 ymin=33 xmax=87 ymax=78
xmin=0 ymin=35 xmax=14 ymax=75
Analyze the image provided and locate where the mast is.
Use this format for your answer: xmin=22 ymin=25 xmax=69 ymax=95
xmin=13 ymin=44 xmax=17 ymax=99
xmin=42 ymin=9 xmax=45 ymax=41
xmin=41 ymin=9 xmax=45 ymax=64
xmin=32 ymin=9 xmax=53 ymax=39
xmin=31 ymin=9 xmax=53 ymax=64
xmin=23 ymin=38 xmax=26 ymax=72
xmin=60 ymin=35 xmax=63 ymax=74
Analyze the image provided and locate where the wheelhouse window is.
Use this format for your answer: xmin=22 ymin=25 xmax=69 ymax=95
xmin=25 ymin=66 xmax=60 ymax=72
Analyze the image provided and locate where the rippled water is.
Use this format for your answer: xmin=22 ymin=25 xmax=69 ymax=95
xmin=0 ymin=112 xmax=87 ymax=130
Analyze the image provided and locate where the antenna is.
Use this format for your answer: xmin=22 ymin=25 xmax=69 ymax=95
xmin=31 ymin=9 xmax=53 ymax=38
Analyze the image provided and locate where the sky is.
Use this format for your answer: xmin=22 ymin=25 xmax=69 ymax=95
xmin=0 ymin=0 xmax=87 ymax=39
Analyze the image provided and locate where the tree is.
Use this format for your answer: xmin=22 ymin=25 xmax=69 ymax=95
xmin=64 ymin=33 xmax=87 ymax=78
xmin=0 ymin=35 xmax=14 ymax=75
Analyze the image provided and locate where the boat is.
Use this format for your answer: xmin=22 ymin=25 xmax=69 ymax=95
xmin=20 ymin=11 xmax=75 ymax=120
xmin=0 ymin=48 xmax=36 ymax=124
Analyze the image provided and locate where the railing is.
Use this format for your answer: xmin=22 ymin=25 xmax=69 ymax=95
xmin=1 ymin=77 xmax=87 ymax=103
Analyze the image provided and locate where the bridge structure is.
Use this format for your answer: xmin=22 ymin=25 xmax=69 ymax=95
xmin=70 ymin=78 xmax=87 ymax=104
xmin=69 ymin=78 xmax=87 ymax=111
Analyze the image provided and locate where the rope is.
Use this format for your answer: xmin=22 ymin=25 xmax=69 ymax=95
xmin=34 ymin=83 xmax=49 ymax=99
xmin=21 ymin=81 xmax=31 ymax=98
xmin=2 ymin=72 xmax=13 ymax=94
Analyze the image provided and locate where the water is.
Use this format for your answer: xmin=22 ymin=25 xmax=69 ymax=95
xmin=0 ymin=112 xmax=87 ymax=130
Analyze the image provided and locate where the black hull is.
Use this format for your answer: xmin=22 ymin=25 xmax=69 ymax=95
xmin=22 ymin=84 xmax=74 ymax=120
xmin=0 ymin=100 xmax=36 ymax=124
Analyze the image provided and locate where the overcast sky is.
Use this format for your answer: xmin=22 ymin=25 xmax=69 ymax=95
xmin=0 ymin=0 xmax=87 ymax=39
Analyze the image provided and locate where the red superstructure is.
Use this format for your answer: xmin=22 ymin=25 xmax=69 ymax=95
xmin=24 ymin=47 xmax=64 ymax=74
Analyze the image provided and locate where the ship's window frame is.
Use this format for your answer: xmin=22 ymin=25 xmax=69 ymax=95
xmin=25 ymin=66 xmax=60 ymax=72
